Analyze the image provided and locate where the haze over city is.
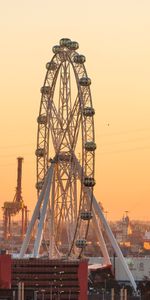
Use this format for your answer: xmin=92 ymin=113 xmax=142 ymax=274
xmin=0 ymin=0 xmax=150 ymax=221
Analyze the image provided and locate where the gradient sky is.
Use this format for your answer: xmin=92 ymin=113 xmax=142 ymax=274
xmin=0 ymin=0 xmax=150 ymax=220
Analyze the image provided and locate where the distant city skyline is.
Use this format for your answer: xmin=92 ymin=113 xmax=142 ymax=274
xmin=0 ymin=0 xmax=150 ymax=220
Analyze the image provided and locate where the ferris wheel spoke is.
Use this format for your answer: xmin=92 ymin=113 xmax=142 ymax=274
xmin=49 ymin=87 xmax=82 ymax=154
xmin=49 ymin=65 xmax=82 ymax=153
xmin=54 ymin=94 xmax=81 ymax=153
xmin=52 ymin=162 xmax=77 ymax=242
xmin=67 ymin=95 xmax=81 ymax=150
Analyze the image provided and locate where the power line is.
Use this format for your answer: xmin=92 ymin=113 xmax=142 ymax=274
xmin=100 ymin=136 xmax=150 ymax=146
xmin=0 ymin=143 xmax=34 ymax=149
xmin=100 ymin=145 xmax=150 ymax=155
xmin=98 ymin=127 xmax=150 ymax=137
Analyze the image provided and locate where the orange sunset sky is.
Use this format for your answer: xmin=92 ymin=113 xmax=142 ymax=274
xmin=0 ymin=0 xmax=150 ymax=221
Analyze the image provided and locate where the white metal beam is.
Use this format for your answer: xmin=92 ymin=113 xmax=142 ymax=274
xmin=19 ymin=165 xmax=54 ymax=258
xmin=33 ymin=165 xmax=54 ymax=257
xmin=90 ymin=206 xmax=111 ymax=265
xmin=92 ymin=194 xmax=137 ymax=292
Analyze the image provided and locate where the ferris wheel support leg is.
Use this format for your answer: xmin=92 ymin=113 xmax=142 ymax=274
xmin=33 ymin=165 xmax=54 ymax=257
xmin=74 ymin=157 xmax=137 ymax=293
xmin=90 ymin=205 xmax=111 ymax=266
xmin=19 ymin=166 xmax=53 ymax=258
xmin=48 ymin=175 xmax=55 ymax=259
xmin=91 ymin=194 xmax=137 ymax=293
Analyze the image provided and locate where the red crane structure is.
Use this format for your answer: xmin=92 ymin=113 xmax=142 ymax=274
xmin=3 ymin=157 xmax=28 ymax=240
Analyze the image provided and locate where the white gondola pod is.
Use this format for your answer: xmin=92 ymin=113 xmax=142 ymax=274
xmin=79 ymin=77 xmax=91 ymax=86
xmin=85 ymin=141 xmax=96 ymax=151
xmin=46 ymin=61 xmax=57 ymax=71
xmin=80 ymin=211 xmax=92 ymax=221
xmin=40 ymin=86 xmax=50 ymax=95
xmin=52 ymin=45 xmax=61 ymax=54
xmin=35 ymin=148 xmax=45 ymax=158
xmin=36 ymin=180 xmax=44 ymax=190
xmin=75 ymin=239 xmax=87 ymax=248
xmin=37 ymin=115 xmax=47 ymax=125
xmin=82 ymin=107 xmax=95 ymax=117
xmin=73 ymin=55 xmax=86 ymax=64
xmin=84 ymin=177 xmax=96 ymax=187
xmin=59 ymin=38 xmax=71 ymax=47
xmin=66 ymin=41 xmax=79 ymax=50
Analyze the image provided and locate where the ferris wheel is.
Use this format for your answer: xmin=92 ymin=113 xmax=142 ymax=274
xmin=19 ymin=38 xmax=137 ymax=294
xmin=35 ymin=38 xmax=96 ymax=257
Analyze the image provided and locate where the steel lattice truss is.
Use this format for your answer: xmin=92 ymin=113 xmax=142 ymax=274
xmin=19 ymin=39 xmax=137 ymax=293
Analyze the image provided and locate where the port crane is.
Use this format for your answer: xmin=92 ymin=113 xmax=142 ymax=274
xmin=3 ymin=157 xmax=28 ymax=240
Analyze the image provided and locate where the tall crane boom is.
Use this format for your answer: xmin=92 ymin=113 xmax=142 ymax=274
xmin=16 ymin=157 xmax=23 ymax=203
